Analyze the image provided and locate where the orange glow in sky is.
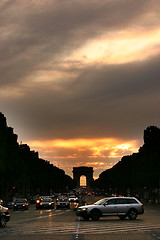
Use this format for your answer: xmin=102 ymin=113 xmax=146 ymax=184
xmin=28 ymin=138 xmax=140 ymax=179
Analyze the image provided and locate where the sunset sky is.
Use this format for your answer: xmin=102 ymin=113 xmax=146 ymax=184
xmin=0 ymin=0 xmax=160 ymax=181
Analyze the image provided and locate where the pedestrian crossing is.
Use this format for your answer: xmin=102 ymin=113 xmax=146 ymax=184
xmin=77 ymin=222 xmax=160 ymax=234
xmin=5 ymin=219 xmax=160 ymax=235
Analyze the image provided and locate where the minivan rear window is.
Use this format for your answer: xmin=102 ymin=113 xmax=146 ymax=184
xmin=127 ymin=199 xmax=138 ymax=204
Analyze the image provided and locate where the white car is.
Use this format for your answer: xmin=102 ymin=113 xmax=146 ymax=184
xmin=76 ymin=197 xmax=144 ymax=221
xmin=69 ymin=195 xmax=78 ymax=202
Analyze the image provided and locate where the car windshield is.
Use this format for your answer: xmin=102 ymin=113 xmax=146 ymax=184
xmin=94 ymin=199 xmax=106 ymax=205
xmin=16 ymin=199 xmax=26 ymax=203
xmin=42 ymin=199 xmax=51 ymax=202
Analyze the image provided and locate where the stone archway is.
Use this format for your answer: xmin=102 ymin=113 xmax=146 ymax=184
xmin=73 ymin=166 xmax=94 ymax=187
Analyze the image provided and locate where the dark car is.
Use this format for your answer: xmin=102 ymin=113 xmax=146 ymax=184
xmin=36 ymin=197 xmax=54 ymax=210
xmin=56 ymin=197 xmax=70 ymax=209
xmin=0 ymin=205 xmax=10 ymax=227
xmin=14 ymin=199 xmax=29 ymax=211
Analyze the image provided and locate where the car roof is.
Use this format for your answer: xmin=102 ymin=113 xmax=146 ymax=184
xmin=105 ymin=196 xmax=137 ymax=200
xmin=16 ymin=198 xmax=27 ymax=201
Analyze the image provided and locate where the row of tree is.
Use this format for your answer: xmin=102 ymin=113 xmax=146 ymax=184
xmin=0 ymin=112 xmax=75 ymax=200
xmin=94 ymin=126 xmax=160 ymax=198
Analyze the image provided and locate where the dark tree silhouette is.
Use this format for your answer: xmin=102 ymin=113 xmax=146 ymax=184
xmin=94 ymin=126 xmax=160 ymax=200
xmin=0 ymin=112 xmax=75 ymax=200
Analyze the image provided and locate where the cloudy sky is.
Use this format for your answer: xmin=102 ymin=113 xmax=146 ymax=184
xmin=0 ymin=0 xmax=160 ymax=181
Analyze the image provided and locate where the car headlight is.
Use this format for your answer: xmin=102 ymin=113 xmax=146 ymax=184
xmin=49 ymin=203 xmax=51 ymax=205
xmin=81 ymin=208 xmax=87 ymax=211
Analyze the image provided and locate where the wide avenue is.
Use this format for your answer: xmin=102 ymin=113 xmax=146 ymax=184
xmin=0 ymin=196 xmax=160 ymax=240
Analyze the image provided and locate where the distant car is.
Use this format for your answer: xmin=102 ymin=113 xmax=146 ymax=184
xmin=14 ymin=199 xmax=29 ymax=211
xmin=0 ymin=205 xmax=10 ymax=227
xmin=69 ymin=195 xmax=78 ymax=202
xmin=56 ymin=197 xmax=70 ymax=209
xmin=76 ymin=197 xmax=144 ymax=221
xmin=7 ymin=201 xmax=16 ymax=209
xmin=36 ymin=197 xmax=54 ymax=210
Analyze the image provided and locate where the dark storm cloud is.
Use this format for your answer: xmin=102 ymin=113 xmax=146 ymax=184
xmin=0 ymin=0 xmax=159 ymax=86
xmin=2 ymin=54 xmax=160 ymax=142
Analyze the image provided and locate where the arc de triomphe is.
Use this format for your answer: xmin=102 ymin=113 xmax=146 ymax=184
xmin=73 ymin=166 xmax=94 ymax=187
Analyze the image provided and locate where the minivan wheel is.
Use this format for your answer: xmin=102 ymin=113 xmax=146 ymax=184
xmin=90 ymin=209 xmax=101 ymax=221
xmin=128 ymin=209 xmax=137 ymax=220
xmin=0 ymin=216 xmax=7 ymax=227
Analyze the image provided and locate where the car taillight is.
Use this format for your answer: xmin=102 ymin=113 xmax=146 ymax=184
xmin=141 ymin=204 xmax=144 ymax=209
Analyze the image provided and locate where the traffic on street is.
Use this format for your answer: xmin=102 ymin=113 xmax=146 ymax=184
xmin=0 ymin=195 xmax=160 ymax=240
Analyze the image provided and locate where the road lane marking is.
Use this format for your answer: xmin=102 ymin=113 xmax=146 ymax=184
xmin=75 ymin=217 xmax=80 ymax=239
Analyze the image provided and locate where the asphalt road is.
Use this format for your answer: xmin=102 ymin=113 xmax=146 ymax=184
xmin=0 ymin=196 xmax=160 ymax=240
